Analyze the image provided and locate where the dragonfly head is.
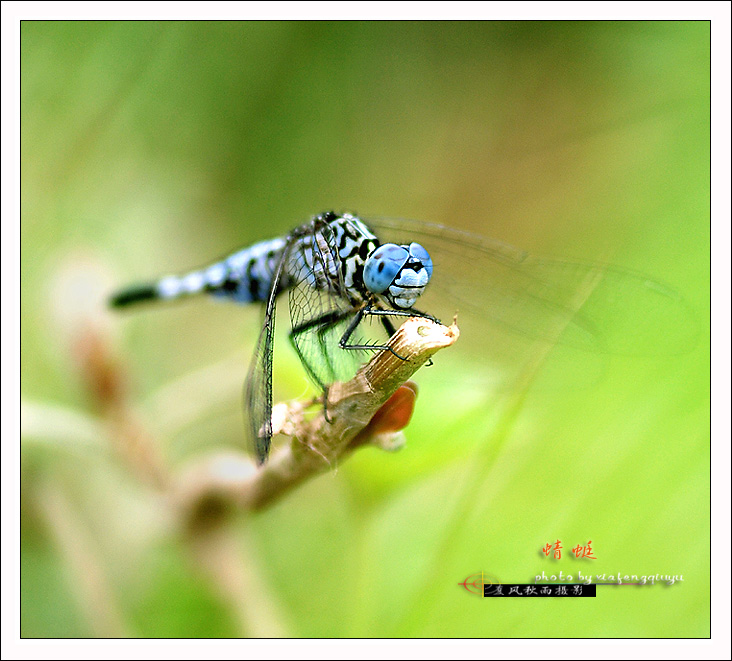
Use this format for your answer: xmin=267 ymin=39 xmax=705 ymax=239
xmin=363 ymin=242 xmax=433 ymax=309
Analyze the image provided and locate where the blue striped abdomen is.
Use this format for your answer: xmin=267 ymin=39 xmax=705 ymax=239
xmin=110 ymin=237 xmax=288 ymax=308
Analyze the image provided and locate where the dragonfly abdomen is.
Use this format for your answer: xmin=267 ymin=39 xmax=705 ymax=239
xmin=110 ymin=237 xmax=289 ymax=308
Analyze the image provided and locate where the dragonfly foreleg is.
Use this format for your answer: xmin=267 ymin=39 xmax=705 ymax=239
xmin=401 ymin=307 xmax=441 ymax=325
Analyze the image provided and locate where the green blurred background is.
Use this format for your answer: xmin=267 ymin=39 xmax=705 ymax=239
xmin=21 ymin=21 xmax=709 ymax=638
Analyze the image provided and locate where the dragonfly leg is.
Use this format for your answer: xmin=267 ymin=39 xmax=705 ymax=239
xmin=404 ymin=307 xmax=441 ymax=325
xmin=338 ymin=306 xmax=421 ymax=360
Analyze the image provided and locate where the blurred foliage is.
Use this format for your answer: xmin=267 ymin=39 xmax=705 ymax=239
xmin=21 ymin=21 xmax=709 ymax=638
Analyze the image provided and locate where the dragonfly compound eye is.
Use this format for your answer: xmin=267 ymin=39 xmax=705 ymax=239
xmin=364 ymin=244 xmax=410 ymax=294
xmin=408 ymin=242 xmax=433 ymax=279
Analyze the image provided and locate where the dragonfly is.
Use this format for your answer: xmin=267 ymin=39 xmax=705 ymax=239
xmin=110 ymin=211 xmax=696 ymax=464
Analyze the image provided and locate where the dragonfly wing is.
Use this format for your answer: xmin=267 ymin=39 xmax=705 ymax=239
xmin=245 ymin=239 xmax=295 ymax=464
xmin=368 ymin=218 xmax=698 ymax=356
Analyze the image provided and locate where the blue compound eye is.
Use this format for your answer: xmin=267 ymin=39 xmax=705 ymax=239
xmin=409 ymin=242 xmax=433 ymax=278
xmin=364 ymin=244 xmax=409 ymax=294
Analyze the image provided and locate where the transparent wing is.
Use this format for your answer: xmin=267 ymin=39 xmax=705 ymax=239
xmin=287 ymin=225 xmax=387 ymax=389
xmin=368 ymin=218 xmax=698 ymax=357
xmin=245 ymin=241 xmax=293 ymax=464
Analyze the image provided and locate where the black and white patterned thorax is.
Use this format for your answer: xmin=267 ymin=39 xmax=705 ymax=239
xmin=283 ymin=211 xmax=381 ymax=307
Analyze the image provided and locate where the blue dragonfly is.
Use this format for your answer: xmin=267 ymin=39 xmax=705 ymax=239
xmin=110 ymin=211 xmax=696 ymax=464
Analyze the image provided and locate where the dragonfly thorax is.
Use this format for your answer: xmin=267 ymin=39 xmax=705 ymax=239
xmin=364 ymin=241 xmax=433 ymax=309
